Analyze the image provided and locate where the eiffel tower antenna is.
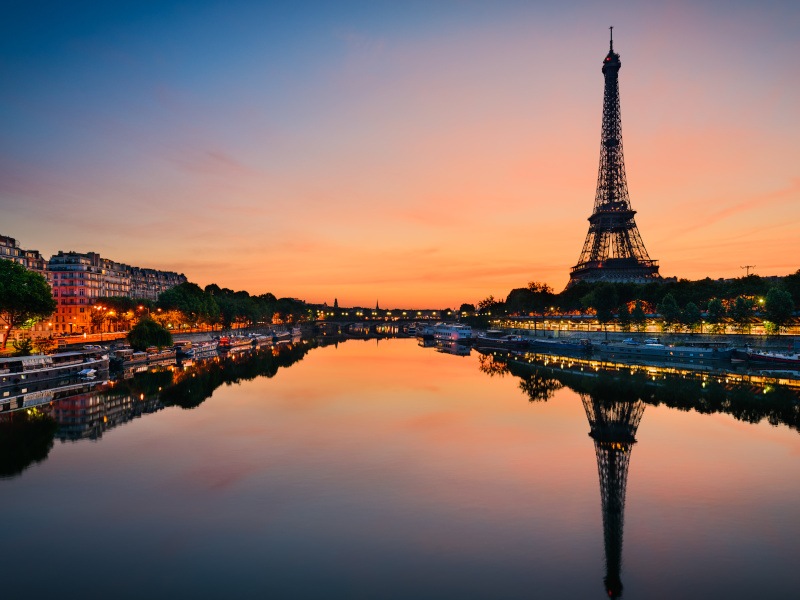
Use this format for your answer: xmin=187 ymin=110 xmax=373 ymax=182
xmin=568 ymin=30 xmax=660 ymax=288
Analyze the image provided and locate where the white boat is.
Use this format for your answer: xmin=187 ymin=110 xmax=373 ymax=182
xmin=433 ymin=322 xmax=472 ymax=342
xmin=78 ymin=368 xmax=97 ymax=378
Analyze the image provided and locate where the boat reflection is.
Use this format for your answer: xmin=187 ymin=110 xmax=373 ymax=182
xmin=435 ymin=341 xmax=471 ymax=356
xmin=0 ymin=340 xmax=314 ymax=478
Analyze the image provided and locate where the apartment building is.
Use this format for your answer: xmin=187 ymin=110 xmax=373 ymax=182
xmin=0 ymin=234 xmax=46 ymax=273
xmin=48 ymin=251 xmax=132 ymax=334
xmin=48 ymin=251 xmax=186 ymax=333
xmin=2 ymin=234 xmax=187 ymax=336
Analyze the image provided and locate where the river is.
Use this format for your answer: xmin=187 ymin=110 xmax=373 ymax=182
xmin=1 ymin=337 xmax=798 ymax=599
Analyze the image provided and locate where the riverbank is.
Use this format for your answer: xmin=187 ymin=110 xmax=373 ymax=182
xmin=505 ymin=328 xmax=799 ymax=352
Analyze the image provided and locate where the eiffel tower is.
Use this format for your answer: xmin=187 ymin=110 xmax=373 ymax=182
xmin=582 ymin=388 xmax=645 ymax=598
xmin=568 ymin=28 xmax=660 ymax=287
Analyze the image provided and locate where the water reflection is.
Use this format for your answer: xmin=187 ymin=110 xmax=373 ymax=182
xmin=474 ymin=348 xmax=800 ymax=597
xmin=0 ymin=408 xmax=57 ymax=479
xmin=481 ymin=349 xmax=800 ymax=433
xmin=0 ymin=338 xmax=798 ymax=597
xmin=582 ymin=386 xmax=645 ymax=598
xmin=481 ymin=348 xmax=643 ymax=595
xmin=0 ymin=341 xmax=315 ymax=478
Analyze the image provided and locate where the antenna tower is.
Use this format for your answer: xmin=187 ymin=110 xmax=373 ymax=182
xmin=568 ymin=28 xmax=660 ymax=287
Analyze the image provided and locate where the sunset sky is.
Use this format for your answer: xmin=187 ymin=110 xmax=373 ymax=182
xmin=2 ymin=1 xmax=798 ymax=308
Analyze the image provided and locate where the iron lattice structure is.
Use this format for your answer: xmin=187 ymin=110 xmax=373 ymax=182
xmin=581 ymin=391 xmax=646 ymax=599
xmin=568 ymin=29 xmax=660 ymax=287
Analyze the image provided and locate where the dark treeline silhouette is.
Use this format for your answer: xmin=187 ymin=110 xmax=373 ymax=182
xmin=477 ymin=273 xmax=800 ymax=333
xmin=0 ymin=409 xmax=58 ymax=478
xmin=159 ymin=342 xmax=315 ymax=409
xmin=477 ymin=349 xmax=800 ymax=433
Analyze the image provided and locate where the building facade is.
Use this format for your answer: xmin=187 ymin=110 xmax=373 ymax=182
xmin=1 ymin=234 xmax=187 ymax=338
xmin=48 ymin=251 xmax=186 ymax=334
xmin=0 ymin=234 xmax=46 ymax=273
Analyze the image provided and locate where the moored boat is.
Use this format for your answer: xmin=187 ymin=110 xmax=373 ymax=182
xmin=173 ymin=341 xmax=193 ymax=359
xmin=250 ymin=334 xmax=272 ymax=347
xmin=218 ymin=336 xmax=252 ymax=352
xmin=271 ymin=329 xmax=292 ymax=344
xmin=433 ymin=322 xmax=472 ymax=342
xmin=1 ymin=351 xmax=109 ymax=389
xmin=192 ymin=340 xmax=219 ymax=359
xmin=146 ymin=347 xmax=177 ymax=362
xmin=740 ymin=348 xmax=800 ymax=367
xmin=598 ymin=339 xmax=730 ymax=364
xmin=415 ymin=323 xmax=435 ymax=341
xmin=473 ymin=331 xmax=529 ymax=351
xmin=529 ymin=337 xmax=593 ymax=355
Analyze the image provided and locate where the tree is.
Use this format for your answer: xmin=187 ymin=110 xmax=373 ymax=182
xmin=0 ymin=261 xmax=57 ymax=350
xmin=681 ymin=301 xmax=702 ymax=333
xmin=631 ymin=300 xmax=647 ymax=332
xmin=582 ymin=283 xmax=618 ymax=335
xmin=730 ymin=296 xmax=754 ymax=333
xmin=128 ymin=318 xmax=172 ymax=351
xmin=11 ymin=336 xmax=34 ymax=356
xmin=763 ymin=287 xmax=794 ymax=334
xmin=459 ymin=303 xmax=476 ymax=314
xmin=706 ymin=298 xmax=726 ymax=334
xmin=89 ymin=305 xmax=107 ymax=333
xmin=617 ymin=303 xmax=632 ymax=332
xmin=158 ymin=282 xmax=219 ymax=329
xmin=783 ymin=269 xmax=800 ymax=308
xmin=657 ymin=293 xmax=681 ymax=332
xmin=477 ymin=295 xmax=501 ymax=314
xmin=33 ymin=337 xmax=56 ymax=355
xmin=505 ymin=288 xmax=533 ymax=315
xmin=526 ymin=281 xmax=554 ymax=331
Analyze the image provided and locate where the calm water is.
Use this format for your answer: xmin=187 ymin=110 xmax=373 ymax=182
xmin=2 ymin=338 xmax=799 ymax=599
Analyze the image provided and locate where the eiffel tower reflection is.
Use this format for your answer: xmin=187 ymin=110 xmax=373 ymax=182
xmin=581 ymin=389 xmax=645 ymax=598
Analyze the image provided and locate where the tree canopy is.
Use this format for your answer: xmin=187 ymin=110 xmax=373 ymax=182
xmin=128 ymin=318 xmax=173 ymax=351
xmin=763 ymin=287 xmax=794 ymax=333
xmin=158 ymin=282 xmax=220 ymax=327
xmin=0 ymin=261 xmax=57 ymax=349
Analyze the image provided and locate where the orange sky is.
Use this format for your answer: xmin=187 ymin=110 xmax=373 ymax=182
xmin=2 ymin=2 xmax=798 ymax=307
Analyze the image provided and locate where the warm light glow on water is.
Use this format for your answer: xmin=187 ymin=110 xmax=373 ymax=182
xmin=2 ymin=339 xmax=799 ymax=598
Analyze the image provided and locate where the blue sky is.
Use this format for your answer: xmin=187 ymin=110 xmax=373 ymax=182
xmin=2 ymin=1 xmax=799 ymax=306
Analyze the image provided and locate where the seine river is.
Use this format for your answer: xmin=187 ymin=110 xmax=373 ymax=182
xmin=2 ymin=338 xmax=799 ymax=599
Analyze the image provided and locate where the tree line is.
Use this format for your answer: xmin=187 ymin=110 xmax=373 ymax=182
xmin=476 ymin=272 xmax=799 ymax=334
